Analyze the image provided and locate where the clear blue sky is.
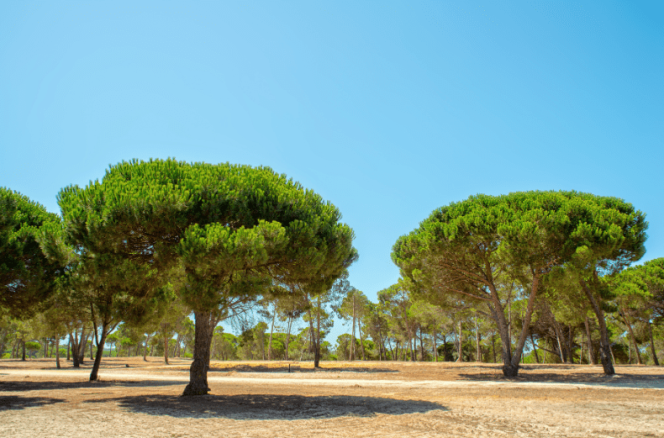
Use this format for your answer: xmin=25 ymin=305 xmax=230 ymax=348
xmin=1 ymin=2 xmax=663 ymax=337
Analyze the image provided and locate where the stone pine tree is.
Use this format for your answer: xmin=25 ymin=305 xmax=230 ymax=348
xmin=58 ymin=159 xmax=357 ymax=395
xmin=392 ymin=191 xmax=647 ymax=377
xmin=610 ymin=258 xmax=664 ymax=366
xmin=0 ymin=188 xmax=62 ymax=318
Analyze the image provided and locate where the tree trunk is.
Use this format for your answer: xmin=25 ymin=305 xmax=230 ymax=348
xmin=581 ymin=280 xmax=615 ymax=375
xmin=67 ymin=337 xmax=71 ymax=361
xmin=285 ymin=316 xmax=292 ymax=361
xmin=314 ymin=298 xmax=322 ymax=368
xmin=89 ymin=329 xmax=108 ymax=381
xmin=433 ymin=329 xmax=438 ymax=362
xmin=90 ymin=339 xmax=94 ymax=360
xmin=268 ymin=308 xmax=276 ymax=361
xmin=621 ymin=307 xmax=642 ymax=365
xmin=143 ymin=334 xmax=150 ymax=361
xmin=475 ymin=317 xmax=481 ymax=362
xmin=22 ymin=340 xmax=26 ymax=361
xmin=584 ymin=316 xmax=597 ymax=365
xmin=359 ymin=319 xmax=366 ymax=361
xmin=530 ymin=334 xmax=540 ymax=364
xmin=350 ymin=294 xmax=356 ymax=361
xmin=456 ymin=321 xmax=463 ymax=362
xmin=649 ymin=321 xmax=659 ymax=366
xmin=183 ymin=311 xmax=213 ymax=396
xmin=164 ymin=335 xmax=170 ymax=365
xmin=55 ymin=337 xmax=61 ymax=369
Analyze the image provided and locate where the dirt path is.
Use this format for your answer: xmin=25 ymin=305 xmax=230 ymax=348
xmin=2 ymin=359 xmax=663 ymax=437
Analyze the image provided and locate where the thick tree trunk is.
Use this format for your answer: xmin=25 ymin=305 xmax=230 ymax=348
xmin=621 ymin=308 xmax=642 ymax=365
xmin=581 ymin=280 xmax=615 ymax=375
xmin=89 ymin=330 xmax=108 ymax=381
xmin=584 ymin=316 xmax=597 ymax=365
xmin=183 ymin=311 xmax=213 ymax=396
xmin=649 ymin=321 xmax=659 ymax=366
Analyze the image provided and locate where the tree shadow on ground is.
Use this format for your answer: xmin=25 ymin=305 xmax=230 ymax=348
xmin=0 ymin=395 xmax=65 ymax=411
xmin=0 ymin=379 xmax=185 ymax=392
xmin=209 ymin=364 xmax=398 ymax=374
xmin=458 ymin=372 xmax=664 ymax=388
xmin=86 ymin=394 xmax=446 ymax=420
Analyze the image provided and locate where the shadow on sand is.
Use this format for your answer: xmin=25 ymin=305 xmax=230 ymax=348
xmin=0 ymin=395 xmax=65 ymax=411
xmin=86 ymin=394 xmax=446 ymax=419
xmin=458 ymin=371 xmax=664 ymax=388
xmin=209 ymin=364 xmax=399 ymax=374
xmin=0 ymin=379 xmax=186 ymax=392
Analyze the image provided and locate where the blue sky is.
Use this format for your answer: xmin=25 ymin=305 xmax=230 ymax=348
xmin=1 ymin=2 xmax=663 ymax=338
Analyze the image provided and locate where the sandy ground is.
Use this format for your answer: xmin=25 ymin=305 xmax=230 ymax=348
xmin=1 ymin=358 xmax=663 ymax=437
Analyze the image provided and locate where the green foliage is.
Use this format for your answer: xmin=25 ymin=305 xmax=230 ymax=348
xmin=0 ymin=188 xmax=63 ymax=318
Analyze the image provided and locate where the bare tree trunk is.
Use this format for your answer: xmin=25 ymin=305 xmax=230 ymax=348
xmin=22 ymin=340 xmax=26 ymax=361
xmin=584 ymin=316 xmax=597 ymax=365
xmin=143 ymin=334 xmax=150 ymax=361
xmin=285 ymin=316 xmax=292 ymax=361
xmin=89 ymin=328 xmax=108 ymax=381
xmin=432 ymin=329 xmax=438 ymax=362
xmin=268 ymin=308 xmax=276 ymax=361
xmin=530 ymin=334 xmax=540 ymax=364
xmin=183 ymin=311 xmax=213 ymax=396
xmin=350 ymin=294 xmax=356 ymax=361
xmin=164 ymin=335 xmax=170 ymax=365
xmin=621 ymin=307 xmax=642 ymax=365
xmin=67 ymin=336 xmax=71 ymax=361
xmin=456 ymin=321 xmax=463 ymax=362
xmin=475 ymin=317 xmax=481 ymax=362
xmin=581 ymin=280 xmax=615 ymax=375
xmin=55 ymin=337 xmax=61 ymax=369
xmin=359 ymin=319 xmax=366 ymax=361
xmin=649 ymin=321 xmax=660 ymax=366
xmin=311 ymin=298 xmax=322 ymax=368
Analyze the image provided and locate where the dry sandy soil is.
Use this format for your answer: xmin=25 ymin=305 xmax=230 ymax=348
xmin=1 ymin=358 xmax=663 ymax=437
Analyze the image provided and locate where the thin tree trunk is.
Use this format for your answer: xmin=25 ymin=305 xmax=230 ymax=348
xmin=285 ymin=316 xmax=292 ymax=361
xmin=164 ymin=335 xmax=170 ymax=365
xmin=621 ymin=307 xmax=642 ymax=365
xmin=491 ymin=335 xmax=496 ymax=363
xmin=456 ymin=321 xmax=463 ymax=362
xmin=584 ymin=316 xmax=597 ymax=365
xmin=143 ymin=334 xmax=150 ymax=361
xmin=315 ymin=298 xmax=322 ymax=367
xmin=530 ymin=334 xmax=540 ymax=364
xmin=581 ymin=280 xmax=615 ymax=375
xmin=268 ymin=308 xmax=276 ymax=361
xmin=22 ymin=340 xmax=26 ymax=361
xmin=433 ymin=329 xmax=438 ymax=362
xmin=475 ymin=317 xmax=481 ymax=362
xmin=350 ymin=294 xmax=356 ymax=361
xmin=55 ymin=337 xmax=61 ymax=369
xmin=89 ymin=328 xmax=108 ymax=381
xmin=183 ymin=311 xmax=213 ymax=396
xmin=649 ymin=321 xmax=660 ymax=366
xmin=359 ymin=319 xmax=366 ymax=361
